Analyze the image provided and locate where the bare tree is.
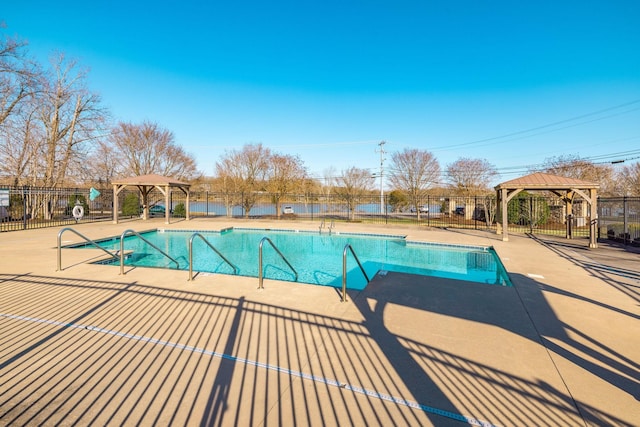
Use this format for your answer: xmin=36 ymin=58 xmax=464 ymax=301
xmin=0 ymin=43 xmax=107 ymax=217
xmin=617 ymin=162 xmax=640 ymax=196
xmin=446 ymin=157 xmax=497 ymax=221
xmin=1 ymin=53 xmax=106 ymax=218
xmin=446 ymin=158 xmax=497 ymax=195
xmin=319 ymin=166 xmax=336 ymax=212
xmin=109 ymin=121 xmax=199 ymax=180
xmin=37 ymin=54 xmax=107 ymax=189
xmin=334 ymin=166 xmax=374 ymax=220
xmin=86 ymin=139 xmax=122 ymax=188
xmin=539 ymin=154 xmax=615 ymax=195
xmin=300 ymin=176 xmax=322 ymax=214
xmin=480 ymin=194 xmax=498 ymax=228
xmin=388 ymin=148 xmax=440 ymax=220
xmin=14 ymin=54 xmax=107 ymax=219
xmin=322 ymin=166 xmax=336 ymax=192
xmin=215 ymin=143 xmax=271 ymax=217
xmin=0 ymin=105 xmax=41 ymax=185
xmin=0 ymin=30 xmax=40 ymax=127
xmin=214 ymin=157 xmax=244 ymax=217
xmin=265 ymin=153 xmax=307 ymax=218
xmin=0 ymin=30 xmax=42 ymax=185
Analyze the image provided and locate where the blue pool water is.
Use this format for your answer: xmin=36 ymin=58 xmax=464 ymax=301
xmin=80 ymin=228 xmax=511 ymax=290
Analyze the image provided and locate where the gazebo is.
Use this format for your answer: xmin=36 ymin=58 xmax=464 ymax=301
xmin=112 ymin=174 xmax=191 ymax=224
xmin=495 ymin=172 xmax=599 ymax=248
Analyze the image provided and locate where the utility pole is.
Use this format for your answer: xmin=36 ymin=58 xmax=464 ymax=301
xmin=376 ymin=141 xmax=386 ymax=215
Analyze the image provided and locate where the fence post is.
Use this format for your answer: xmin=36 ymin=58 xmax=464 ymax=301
xmin=22 ymin=186 xmax=27 ymax=230
xmin=385 ymin=194 xmax=388 ymax=224
xmin=474 ymin=195 xmax=477 ymax=230
xmin=623 ymin=195 xmax=628 ymax=245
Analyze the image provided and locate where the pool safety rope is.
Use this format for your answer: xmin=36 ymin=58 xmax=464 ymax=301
xmin=1 ymin=312 xmax=498 ymax=427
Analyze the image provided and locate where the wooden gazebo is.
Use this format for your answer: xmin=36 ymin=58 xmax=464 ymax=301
xmin=112 ymin=174 xmax=191 ymax=224
xmin=495 ymin=172 xmax=599 ymax=248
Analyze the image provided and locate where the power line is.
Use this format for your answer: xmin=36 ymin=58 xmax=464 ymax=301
xmin=428 ymin=98 xmax=640 ymax=152
xmin=307 ymin=147 xmax=640 ymax=182
xmin=194 ymin=139 xmax=381 ymax=150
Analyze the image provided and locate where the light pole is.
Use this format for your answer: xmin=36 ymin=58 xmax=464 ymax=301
xmin=372 ymin=172 xmax=384 ymax=215
xmin=376 ymin=141 xmax=386 ymax=215
xmin=379 ymin=174 xmax=384 ymax=214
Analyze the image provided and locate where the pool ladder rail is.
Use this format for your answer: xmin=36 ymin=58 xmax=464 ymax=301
xmin=342 ymin=244 xmax=370 ymax=302
xmin=57 ymin=227 xmax=180 ymax=275
xmin=258 ymin=236 xmax=298 ymax=289
xmin=58 ymin=227 xmax=370 ymax=302
xmin=119 ymin=229 xmax=179 ymax=275
xmin=257 ymin=238 xmax=368 ymax=302
xmin=57 ymin=227 xmax=119 ymax=271
xmin=319 ymin=219 xmax=335 ymax=234
xmin=188 ymin=232 xmax=238 ymax=281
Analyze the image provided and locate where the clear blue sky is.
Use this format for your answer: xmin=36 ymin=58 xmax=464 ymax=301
xmin=3 ymin=1 xmax=640 ymax=186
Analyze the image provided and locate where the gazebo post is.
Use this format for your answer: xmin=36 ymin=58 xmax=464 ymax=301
xmin=164 ymin=184 xmax=170 ymax=225
xmin=501 ymin=188 xmax=509 ymax=241
xmin=565 ymin=193 xmax=573 ymax=239
xmin=186 ymin=189 xmax=190 ymax=220
xmin=589 ymin=188 xmax=598 ymax=248
xmin=141 ymin=185 xmax=151 ymax=220
xmin=112 ymin=184 xmax=119 ymax=224
xmin=496 ymin=189 xmax=502 ymax=235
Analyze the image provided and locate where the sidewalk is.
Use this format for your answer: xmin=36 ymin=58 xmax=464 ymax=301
xmin=0 ymin=218 xmax=638 ymax=426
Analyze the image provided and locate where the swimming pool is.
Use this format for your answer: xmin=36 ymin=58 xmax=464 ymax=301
xmin=77 ymin=228 xmax=511 ymax=289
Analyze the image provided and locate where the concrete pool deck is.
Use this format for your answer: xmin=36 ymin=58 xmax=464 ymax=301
xmin=0 ymin=218 xmax=638 ymax=426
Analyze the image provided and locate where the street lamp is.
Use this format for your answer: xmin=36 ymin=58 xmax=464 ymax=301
xmin=376 ymin=141 xmax=386 ymax=215
xmin=372 ymin=173 xmax=384 ymax=215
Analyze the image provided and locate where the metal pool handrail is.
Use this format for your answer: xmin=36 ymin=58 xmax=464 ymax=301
xmin=188 ymin=232 xmax=238 ymax=281
xmin=120 ymin=229 xmax=179 ymax=275
xmin=342 ymin=244 xmax=370 ymax=302
xmin=57 ymin=227 xmax=119 ymax=271
xmin=319 ymin=219 xmax=335 ymax=234
xmin=258 ymin=236 xmax=298 ymax=289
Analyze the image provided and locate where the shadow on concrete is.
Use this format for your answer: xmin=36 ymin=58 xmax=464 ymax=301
xmin=351 ymin=271 xmax=636 ymax=426
xmin=530 ymin=234 xmax=640 ymax=305
xmin=0 ymin=271 xmax=634 ymax=426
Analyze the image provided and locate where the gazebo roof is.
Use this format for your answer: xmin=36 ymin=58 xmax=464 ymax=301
xmin=495 ymin=172 xmax=599 ymax=190
xmin=111 ymin=173 xmax=190 ymax=187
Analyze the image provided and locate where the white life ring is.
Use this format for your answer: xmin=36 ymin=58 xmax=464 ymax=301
xmin=72 ymin=204 xmax=84 ymax=220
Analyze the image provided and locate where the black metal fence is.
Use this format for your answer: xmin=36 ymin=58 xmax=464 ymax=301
xmin=0 ymin=186 xmax=133 ymax=232
xmin=598 ymin=197 xmax=640 ymax=245
xmin=1 ymin=185 xmax=638 ymax=246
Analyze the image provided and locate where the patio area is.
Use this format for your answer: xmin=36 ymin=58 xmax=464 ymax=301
xmin=1 ymin=218 xmax=638 ymax=426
